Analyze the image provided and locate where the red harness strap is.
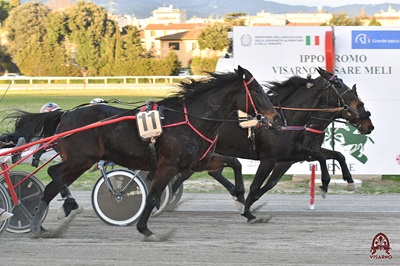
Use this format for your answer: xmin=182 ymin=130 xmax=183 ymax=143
xmin=140 ymin=103 xmax=158 ymax=112
xmin=306 ymin=128 xmax=325 ymax=134
xmin=244 ymin=77 xmax=257 ymax=115
xmin=162 ymin=104 xmax=218 ymax=160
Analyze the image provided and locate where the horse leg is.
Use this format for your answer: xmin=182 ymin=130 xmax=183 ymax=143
xmin=252 ymin=161 xmax=293 ymax=203
xmin=136 ymin=166 xmax=176 ymax=240
xmin=207 ymin=156 xmax=245 ymax=213
xmin=192 ymin=154 xmax=245 ymax=213
xmin=243 ymin=160 xmax=275 ymax=222
xmin=311 ymin=151 xmax=330 ymax=198
xmin=287 ymin=148 xmax=331 ymax=198
xmin=30 ymin=160 xmax=92 ymax=234
xmin=30 ymin=180 xmax=61 ymax=233
xmin=320 ymin=148 xmax=356 ymax=191
xmin=171 ymin=172 xmax=190 ymax=195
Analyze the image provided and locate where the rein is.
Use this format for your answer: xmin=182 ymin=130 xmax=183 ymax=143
xmin=274 ymin=106 xmax=344 ymax=112
xmin=279 ymin=125 xmax=324 ymax=134
xmin=161 ymin=75 xmax=260 ymax=160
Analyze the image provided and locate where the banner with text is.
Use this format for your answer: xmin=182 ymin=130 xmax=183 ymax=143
xmin=233 ymin=26 xmax=400 ymax=175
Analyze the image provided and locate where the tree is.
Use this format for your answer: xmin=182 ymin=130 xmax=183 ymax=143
xmin=4 ymin=2 xmax=51 ymax=74
xmin=0 ymin=46 xmax=17 ymax=74
xmin=190 ymin=57 xmax=219 ymax=75
xmin=9 ymin=0 xmax=20 ymax=8
xmin=323 ymin=13 xmax=362 ymax=26
xmin=198 ymin=23 xmax=230 ymax=51
xmin=368 ymin=17 xmax=381 ymax=26
xmin=112 ymin=25 xmax=145 ymax=75
xmin=224 ymin=12 xmax=246 ymax=28
xmin=65 ymin=1 xmax=117 ymax=75
xmin=0 ymin=0 xmax=12 ymax=25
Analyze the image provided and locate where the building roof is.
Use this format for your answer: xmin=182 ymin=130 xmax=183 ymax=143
xmin=144 ymin=23 xmax=203 ymax=31
xmin=252 ymin=23 xmax=272 ymax=26
xmin=156 ymin=28 xmax=203 ymax=41
xmin=286 ymin=22 xmax=323 ymax=26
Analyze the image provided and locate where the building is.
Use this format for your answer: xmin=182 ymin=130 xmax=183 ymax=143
xmin=372 ymin=6 xmax=400 ymax=26
xmin=156 ymin=28 xmax=224 ymax=68
xmin=143 ymin=23 xmax=203 ymax=58
xmin=149 ymin=4 xmax=187 ymax=24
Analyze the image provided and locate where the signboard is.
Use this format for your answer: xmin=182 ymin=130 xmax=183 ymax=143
xmin=233 ymin=26 xmax=400 ymax=175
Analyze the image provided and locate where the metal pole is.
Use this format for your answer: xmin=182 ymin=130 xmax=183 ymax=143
xmin=331 ymin=121 xmax=335 ymax=175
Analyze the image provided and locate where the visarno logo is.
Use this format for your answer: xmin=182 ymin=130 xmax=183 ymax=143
xmin=370 ymin=233 xmax=392 ymax=260
xmin=324 ymin=125 xmax=374 ymax=164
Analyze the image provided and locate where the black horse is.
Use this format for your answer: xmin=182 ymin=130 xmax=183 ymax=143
xmin=4 ymin=66 xmax=279 ymax=240
xmin=170 ymin=68 xmax=373 ymax=222
xmin=261 ymin=70 xmax=374 ymax=200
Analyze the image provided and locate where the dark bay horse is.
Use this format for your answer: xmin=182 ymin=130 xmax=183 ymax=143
xmin=264 ymin=70 xmax=374 ymax=200
xmin=170 ymin=68 xmax=373 ymax=222
xmin=5 ymin=66 xmax=279 ymax=240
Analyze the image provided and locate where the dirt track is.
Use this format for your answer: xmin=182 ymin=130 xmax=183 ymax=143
xmin=2 ymin=193 xmax=400 ymax=265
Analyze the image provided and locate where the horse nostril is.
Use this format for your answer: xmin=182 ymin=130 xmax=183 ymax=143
xmin=369 ymin=125 xmax=375 ymax=132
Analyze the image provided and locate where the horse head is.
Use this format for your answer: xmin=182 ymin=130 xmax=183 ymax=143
xmin=235 ymin=65 xmax=280 ymax=128
xmin=317 ymin=67 xmax=374 ymax=135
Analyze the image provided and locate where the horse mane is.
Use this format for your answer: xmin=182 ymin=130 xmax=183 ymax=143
xmin=266 ymin=75 xmax=310 ymax=105
xmin=158 ymin=71 xmax=240 ymax=108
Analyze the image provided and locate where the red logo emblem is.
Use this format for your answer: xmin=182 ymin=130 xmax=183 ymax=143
xmin=396 ymin=155 xmax=400 ymax=165
xmin=370 ymin=233 xmax=392 ymax=259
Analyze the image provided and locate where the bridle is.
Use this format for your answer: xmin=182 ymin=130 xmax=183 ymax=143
xmin=243 ymin=76 xmax=266 ymax=125
xmin=276 ymin=74 xmax=370 ymax=132
xmin=326 ymin=74 xmax=371 ymax=120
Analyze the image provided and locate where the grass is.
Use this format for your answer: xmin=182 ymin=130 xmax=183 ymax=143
xmin=1 ymin=89 xmax=400 ymax=194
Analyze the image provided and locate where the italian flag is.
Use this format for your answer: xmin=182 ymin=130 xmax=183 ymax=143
xmin=306 ymin=36 xmax=320 ymax=46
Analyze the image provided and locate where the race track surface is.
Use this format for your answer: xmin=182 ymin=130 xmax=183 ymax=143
xmin=2 ymin=192 xmax=399 ymax=265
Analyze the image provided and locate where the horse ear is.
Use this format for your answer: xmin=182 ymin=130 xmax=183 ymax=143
xmin=351 ymin=84 xmax=357 ymax=95
xmin=237 ymin=65 xmax=244 ymax=78
xmin=317 ymin=67 xmax=333 ymax=80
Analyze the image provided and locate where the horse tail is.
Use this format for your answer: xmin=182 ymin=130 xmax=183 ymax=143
xmin=3 ymin=110 xmax=65 ymax=142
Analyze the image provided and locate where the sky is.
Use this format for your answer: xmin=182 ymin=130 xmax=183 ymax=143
xmin=271 ymin=0 xmax=400 ymax=7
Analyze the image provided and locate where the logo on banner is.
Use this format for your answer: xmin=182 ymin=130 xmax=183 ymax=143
xmin=240 ymin=34 xmax=252 ymax=47
xmin=370 ymin=233 xmax=392 ymax=260
xmin=352 ymin=30 xmax=400 ymax=49
xmin=325 ymin=125 xmax=375 ymax=164
xmin=305 ymin=35 xmax=320 ymax=46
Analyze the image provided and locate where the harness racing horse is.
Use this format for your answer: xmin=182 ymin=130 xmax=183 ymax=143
xmin=5 ymin=66 xmax=279 ymax=240
xmin=264 ymin=69 xmax=374 ymax=200
xmin=170 ymin=68 xmax=373 ymax=222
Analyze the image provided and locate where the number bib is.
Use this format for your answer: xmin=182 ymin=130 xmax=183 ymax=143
xmin=136 ymin=110 xmax=163 ymax=141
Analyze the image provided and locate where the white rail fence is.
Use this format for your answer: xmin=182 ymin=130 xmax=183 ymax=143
xmin=0 ymin=75 xmax=206 ymax=85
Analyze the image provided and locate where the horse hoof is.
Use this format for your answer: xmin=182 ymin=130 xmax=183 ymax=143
xmin=57 ymin=206 xmax=67 ymax=220
xmin=143 ymin=234 xmax=160 ymax=242
xmin=318 ymin=186 xmax=327 ymax=199
xmin=57 ymin=203 xmax=82 ymax=220
xmin=30 ymin=225 xmax=46 ymax=234
xmin=346 ymin=183 xmax=357 ymax=191
xmin=233 ymin=199 xmax=245 ymax=214
xmin=248 ymin=215 xmax=272 ymax=224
